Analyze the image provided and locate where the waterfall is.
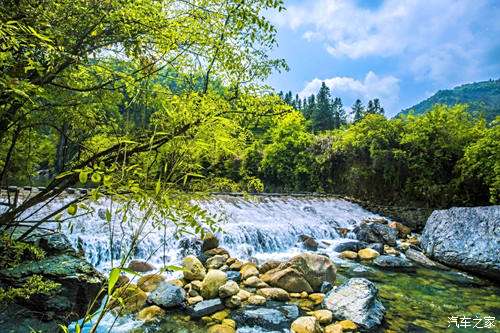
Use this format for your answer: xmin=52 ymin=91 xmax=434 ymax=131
xmin=4 ymin=193 xmax=382 ymax=271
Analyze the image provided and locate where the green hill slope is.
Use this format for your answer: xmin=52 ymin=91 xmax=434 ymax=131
xmin=399 ymin=79 xmax=500 ymax=121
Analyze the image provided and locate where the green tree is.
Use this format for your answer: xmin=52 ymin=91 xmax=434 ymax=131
xmin=351 ymin=99 xmax=365 ymax=122
xmin=311 ymin=82 xmax=335 ymax=131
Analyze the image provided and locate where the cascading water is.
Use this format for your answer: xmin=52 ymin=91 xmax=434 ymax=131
xmin=50 ymin=194 xmax=382 ymax=271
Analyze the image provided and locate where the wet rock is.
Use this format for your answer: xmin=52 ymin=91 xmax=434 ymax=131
xmin=257 ymin=287 xmax=290 ymax=301
xmin=225 ymin=295 xmax=242 ymax=308
xmin=226 ymin=271 xmax=241 ymax=283
xmin=332 ymin=240 xmax=368 ymax=253
xmin=206 ymin=255 xmax=228 ymax=269
xmin=324 ymin=323 xmax=343 ymax=333
xmin=208 ymin=324 xmax=235 ymax=333
xmin=204 ymin=247 xmax=230 ymax=258
xmin=110 ymin=284 xmax=148 ymax=314
xmin=420 ymin=206 xmax=500 ymax=279
xmin=183 ymin=255 xmax=206 ymax=281
xmin=339 ymin=319 xmax=358 ymax=331
xmin=291 ymin=316 xmax=322 ymax=333
xmin=283 ymin=253 xmax=337 ymax=292
xmin=388 ymin=221 xmax=412 ymax=237
xmin=219 ymin=281 xmax=239 ymax=298
xmin=308 ymin=293 xmax=325 ymax=305
xmin=320 ymin=281 xmax=333 ymax=294
xmin=201 ymin=269 xmax=227 ymax=299
xmin=237 ymin=289 xmax=252 ymax=301
xmin=127 ymin=259 xmax=155 ymax=273
xmin=383 ymin=245 xmax=399 ymax=255
xmin=137 ymin=273 xmax=165 ymax=292
xmin=188 ymin=296 xmax=203 ymax=305
xmin=299 ymin=235 xmax=319 ymax=251
xmin=137 ymin=305 xmax=165 ymax=322
xmin=310 ymin=309 xmax=333 ymax=324
xmin=353 ymin=222 xmax=398 ymax=246
xmin=202 ymin=233 xmax=219 ymax=252
xmin=0 ymin=231 xmax=105 ymax=333
xmin=261 ymin=267 xmax=313 ymax=293
xmin=243 ymin=276 xmax=269 ymax=288
xmin=188 ymin=298 xmax=225 ymax=318
xmin=368 ymin=243 xmax=384 ymax=254
xmin=405 ymin=248 xmax=449 ymax=270
xmin=247 ymin=295 xmax=267 ymax=305
xmin=240 ymin=263 xmax=260 ymax=280
xmin=373 ymin=255 xmax=415 ymax=272
xmin=259 ymin=260 xmax=282 ymax=274
xmin=148 ymin=281 xmax=186 ymax=308
xmin=232 ymin=302 xmax=300 ymax=332
xmin=339 ymin=250 xmax=358 ymax=260
xmin=229 ymin=259 xmax=244 ymax=271
xmin=323 ymin=278 xmax=385 ymax=330
xmin=358 ymin=248 xmax=380 ymax=260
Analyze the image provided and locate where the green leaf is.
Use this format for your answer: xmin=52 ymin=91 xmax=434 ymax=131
xmin=58 ymin=324 xmax=69 ymax=333
xmin=75 ymin=323 xmax=81 ymax=333
xmin=79 ymin=171 xmax=88 ymax=184
xmin=91 ymin=173 xmax=102 ymax=183
xmin=67 ymin=204 xmax=77 ymax=216
xmin=108 ymin=267 xmax=121 ymax=295
xmin=155 ymin=179 xmax=161 ymax=195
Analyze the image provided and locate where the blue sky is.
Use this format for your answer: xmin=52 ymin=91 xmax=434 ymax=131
xmin=266 ymin=0 xmax=500 ymax=117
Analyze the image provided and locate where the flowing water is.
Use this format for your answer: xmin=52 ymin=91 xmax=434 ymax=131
xmin=6 ymin=193 xmax=499 ymax=332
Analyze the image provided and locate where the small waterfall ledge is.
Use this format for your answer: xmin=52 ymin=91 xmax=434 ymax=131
xmin=3 ymin=193 xmax=383 ymax=272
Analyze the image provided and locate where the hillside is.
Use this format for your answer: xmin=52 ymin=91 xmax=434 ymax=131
xmin=399 ymin=79 xmax=500 ymax=121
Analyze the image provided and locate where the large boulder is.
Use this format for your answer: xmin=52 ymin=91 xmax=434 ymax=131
xmin=353 ymin=222 xmax=398 ymax=246
xmin=420 ymin=206 xmax=500 ymax=279
xmin=261 ymin=267 xmax=313 ymax=293
xmin=282 ymin=253 xmax=336 ymax=292
xmin=323 ymin=278 xmax=385 ymax=330
xmin=0 ymin=231 xmax=104 ymax=333
xmin=148 ymin=281 xmax=186 ymax=308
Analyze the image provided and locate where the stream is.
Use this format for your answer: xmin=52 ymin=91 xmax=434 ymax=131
xmin=40 ymin=194 xmax=498 ymax=333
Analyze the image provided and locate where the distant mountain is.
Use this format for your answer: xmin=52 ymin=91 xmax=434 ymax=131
xmin=399 ymin=79 xmax=500 ymax=121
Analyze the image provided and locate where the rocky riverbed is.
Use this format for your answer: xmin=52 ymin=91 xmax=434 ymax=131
xmin=73 ymin=207 xmax=499 ymax=333
xmin=1 ymin=196 xmax=498 ymax=333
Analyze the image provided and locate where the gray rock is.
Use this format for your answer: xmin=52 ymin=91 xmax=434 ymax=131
xmin=405 ymin=248 xmax=450 ymax=270
xmin=373 ymin=255 xmax=415 ymax=272
xmin=353 ymin=222 xmax=398 ymax=246
xmin=232 ymin=302 xmax=300 ymax=332
xmin=368 ymin=243 xmax=384 ymax=254
xmin=323 ymin=278 xmax=385 ymax=330
xmin=148 ymin=282 xmax=186 ymax=308
xmin=0 ymin=230 xmax=104 ymax=333
xmin=299 ymin=235 xmax=319 ymax=251
xmin=320 ymin=281 xmax=333 ymax=294
xmin=332 ymin=240 xmax=368 ymax=253
xmin=226 ymin=271 xmax=241 ymax=283
xmin=420 ymin=206 xmax=500 ymax=279
xmin=201 ymin=233 xmax=219 ymax=252
xmin=187 ymin=298 xmax=225 ymax=318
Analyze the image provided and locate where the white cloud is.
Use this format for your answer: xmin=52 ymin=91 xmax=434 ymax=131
xmin=299 ymin=71 xmax=400 ymax=115
xmin=271 ymin=0 xmax=500 ymax=84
